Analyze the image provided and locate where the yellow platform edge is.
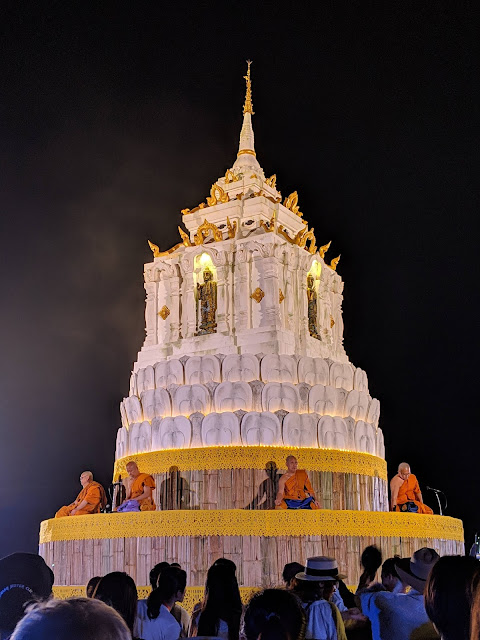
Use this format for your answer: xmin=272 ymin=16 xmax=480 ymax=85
xmin=40 ymin=509 xmax=464 ymax=544
xmin=113 ymin=446 xmax=387 ymax=480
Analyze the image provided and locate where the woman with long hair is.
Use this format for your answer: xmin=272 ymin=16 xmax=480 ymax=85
xmin=93 ymin=571 xmax=139 ymax=639
xmin=143 ymin=565 xmax=187 ymax=640
xmin=189 ymin=563 xmax=242 ymax=640
xmin=243 ymin=589 xmax=306 ymax=640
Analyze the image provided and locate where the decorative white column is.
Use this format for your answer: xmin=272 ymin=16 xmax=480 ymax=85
xmin=144 ymin=280 xmax=157 ymax=347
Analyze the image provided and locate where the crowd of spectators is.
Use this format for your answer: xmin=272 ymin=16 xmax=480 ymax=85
xmin=2 ymin=547 xmax=480 ymax=640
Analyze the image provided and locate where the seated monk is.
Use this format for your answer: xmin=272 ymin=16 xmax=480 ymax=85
xmin=119 ymin=461 xmax=156 ymax=511
xmin=275 ymin=455 xmax=320 ymax=510
xmin=390 ymin=462 xmax=433 ymax=515
xmin=55 ymin=471 xmax=106 ymax=517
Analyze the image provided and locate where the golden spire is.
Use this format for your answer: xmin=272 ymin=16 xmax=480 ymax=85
xmin=243 ymin=60 xmax=254 ymax=115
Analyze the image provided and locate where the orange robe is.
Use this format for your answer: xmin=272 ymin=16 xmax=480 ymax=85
xmin=391 ymin=473 xmax=433 ymax=515
xmin=276 ymin=469 xmax=320 ymax=510
xmin=55 ymin=481 xmax=104 ymax=518
xmin=129 ymin=473 xmax=156 ymax=511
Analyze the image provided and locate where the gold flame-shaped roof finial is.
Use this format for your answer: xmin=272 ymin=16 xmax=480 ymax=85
xmin=243 ymin=60 xmax=254 ymax=115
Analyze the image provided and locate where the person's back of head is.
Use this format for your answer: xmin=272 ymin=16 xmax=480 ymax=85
xmin=0 ymin=552 xmax=54 ymax=637
xmin=282 ymin=562 xmax=304 ymax=589
xmin=94 ymin=571 xmax=138 ymax=635
xmin=86 ymin=576 xmax=102 ymax=598
xmin=10 ymin=597 xmax=130 ymax=640
xmin=147 ymin=566 xmax=187 ymax=621
xmin=244 ymin=589 xmax=306 ymax=640
xmin=213 ymin=558 xmax=237 ymax=575
xmin=361 ymin=545 xmax=382 ymax=576
xmin=149 ymin=562 xmax=170 ymax=589
xmin=424 ymin=555 xmax=480 ymax=640
xmin=381 ymin=557 xmax=402 ymax=592
xmin=198 ymin=564 xmax=242 ymax=640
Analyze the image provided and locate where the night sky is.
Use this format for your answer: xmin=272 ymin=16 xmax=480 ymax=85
xmin=1 ymin=3 xmax=478 ymax=559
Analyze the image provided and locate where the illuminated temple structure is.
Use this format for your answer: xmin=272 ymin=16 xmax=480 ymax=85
xmin=39 ymin=64 xmax=463 ymax=603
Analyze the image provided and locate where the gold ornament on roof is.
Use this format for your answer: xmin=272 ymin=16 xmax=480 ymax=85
xmin=181 ymin=208 xmax=191 ymax=215
xmin=243 ymin=60 xmax=254 ymax=115
xmin=297 ymin=227 xmax=317 ymax=254
xmin=266 ymin=174 xmax=277 ymax=188
xmin=279 ymin=289 xmax=285 ymax=304
xmin=158 ymin=305 xmax=171 ymax=320
xmin=330 ymin=255 xmax=341 ymax=271
xmin=259 ymin=211 xmax=276 ymax=233
xmin=178 ymin=226 xmax=192 ymax=247
xmin=250 ymin=287 xmax=265 ymax=303
xmin=206 ymin=183 xmax=230 ymax=207
xmin=148 ymin=240 xmax=161 ymax=257
xmin=319 ymin=240 xmax=332 ymax=259
xmin=194 ymin=219 xmax=223 ymax=245
xmin=224 ymin=169 xmax=240 ymax=184
xmin=283 ymin=191 xmax=303 ymax=217
xmin=226 ymin=217 xmax=237 ymax=239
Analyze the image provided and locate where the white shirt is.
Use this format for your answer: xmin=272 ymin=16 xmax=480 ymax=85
xmin=360 ymin=589 xmax=434 ymax=640
xmin=302 ymin=599 xmax=338 ymax=640
xmin=134 ymin=601 xmax=180 ymax=640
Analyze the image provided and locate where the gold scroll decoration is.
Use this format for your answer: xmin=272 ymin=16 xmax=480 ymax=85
xmin=265 ymin=174 xmax=277 ymax=188
xmin=319 ymin=240 xmax=331 ymax=259
xmin=178 ymin=227 xmax=192 ymax=247
xmin=226 ymin=217 xmax=237 ymax=239
xmin=283 ymin=191 xmax=303 ymax=217
xmin=194 ymin=219 xmax=223 ymax=245
xmin=224 ymin=169 xmax=240 ymax=184
xmin=206 ymin=183 xmax=229 ymax=207
xmin=148 ymin=240 xmax=183 ymax=258
xmin=259 ymin=212 xmax=276 ymax=233
xmin=330 ymin=255 xmax=341 ymax=271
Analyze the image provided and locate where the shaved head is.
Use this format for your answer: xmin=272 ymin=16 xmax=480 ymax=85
xmin=81 ymin=471 xmax=93 ymax=480
xmin=398 ymin=462 xmax=410 ymax=472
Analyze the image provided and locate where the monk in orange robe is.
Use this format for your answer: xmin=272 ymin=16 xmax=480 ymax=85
xmin=390 ymin=462 xmax=433 ymax=515
xmin=120 ymin=461 xmax=156 ymax=511
xmin=275 ymin=455 xmax=320 ymax=510
xmin=55 ymin=471 xmax=106 ymax=517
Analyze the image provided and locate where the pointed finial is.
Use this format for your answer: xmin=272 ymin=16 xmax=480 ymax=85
xmin=243 ymin=60 xmax=254 ymax=115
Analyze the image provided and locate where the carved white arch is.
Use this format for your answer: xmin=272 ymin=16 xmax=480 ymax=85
xmin=115 ymin=427 xmax=128 ymax=459
xmin=120 ymin=401 xmax=129 ymax=429
xmin=129 ymin=421 xmax=151 ymax=454
xmin=329 ymin=362 xmax=354 ymax=391
xmin=152 ymin=416 xmax=192 ymax=450
xmin=366 ymin=398 xmax=381 ymax=427
xmin=137 ymin=365 xmax=155 ymax=394
xmin=318 ymin=416 xmax=349 ymax=450
xmin=124 ymin=395 xmax=143 ymax=425
xmin=185 ymin=355 xmax=221 ymax=385
xmin=262 ymin=382 xmax=300 ymax=413
xmin=283 ymin=413 xmax=318 ymax=448
xmin=222 ymin=354 xmax=259 ymax=382
xmin=140 ymin=388 xmax=172 ymax=421
xmin=354 ymin=421 xmax=376 ymax=454
xmin=353 ymin=368 xmax=369 ymax=392
xmin=298 ymin=357 xmax=330 ymax=386
xmin=345 ymin=390 xmax=370 ymax=421
xmin=155 ymin=359 xmax=184 ymax=388
xmin=214 ymin=381 xmax=253 ymax=412
xmin=309 ymin=385 xmax=336 ymax=416
xmin=260 ymin=355 xmax=298 ymax=384
xmin=202 ymin=412 xmax=242 ymax=446
xmin=172 ymin=384 xmax=211 ymax=416
xmin=241 ymin=411 xmax=282 ymax=446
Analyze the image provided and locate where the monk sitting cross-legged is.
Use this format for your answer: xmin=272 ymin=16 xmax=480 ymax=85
xmin=390 ymin=462 xmax=433 ymax=515
xmin=55 ymin=471 xmax=106 ymax=517
xmin=118 ymin=461 xmax=156 ymax=512
xmin=275 ymin=455 xmax=320 ymax=510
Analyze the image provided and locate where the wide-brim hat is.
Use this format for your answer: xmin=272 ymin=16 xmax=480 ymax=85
xmin=296 ymin=556 xmax=347 ymax=582
xmin=0 ymin=553 xmax=54 ymax=631
xmin=395 ymin=548 xmax=440 ymax=594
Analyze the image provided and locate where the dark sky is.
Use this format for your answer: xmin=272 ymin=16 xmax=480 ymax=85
xmin=1 ymin=2 xmax=478 ymax=558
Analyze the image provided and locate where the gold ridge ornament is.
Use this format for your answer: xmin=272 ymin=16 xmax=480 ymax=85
xmin=226 ymin=217 xmax=237 ymax=239
xmin=206 ymin=183 xmax=230 ymax=207
xmin=265 ymin=174 xmax=277 ymax=188
xmin=194 ymin=220 xmax=223 ymax=245
xmin=319 ymin=240 xmax=332 ymax=259
xmin=178 ymin=226 xmax=193 ymax=247
xmin=330 ymin=255 xmax=341 ymax=271
xmin=283 ymin=191 xmax=302 ymax=217
xmin=259 ymin=211 xmax=276 ymax=233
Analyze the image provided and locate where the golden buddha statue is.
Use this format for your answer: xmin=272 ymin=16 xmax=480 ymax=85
xmin=196 ymin=267 xmax=217 ymax=335
xmin=306 ymin=274 xmax=320 ymax=340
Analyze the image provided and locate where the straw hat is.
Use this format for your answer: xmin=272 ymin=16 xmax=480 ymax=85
xmin=395 ymin=548 xmax=440 ymax=593
xmin=296 ymin=556 xmax=347 ymax=582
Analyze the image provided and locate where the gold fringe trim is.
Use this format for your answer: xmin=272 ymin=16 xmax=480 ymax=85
xmin=113 ymin=446 xmax=387 ymax=481
xmin=52 ymin=586 xmax=258 ymax=612
xmin=40 ymin=510 xmax=464 ymax=543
